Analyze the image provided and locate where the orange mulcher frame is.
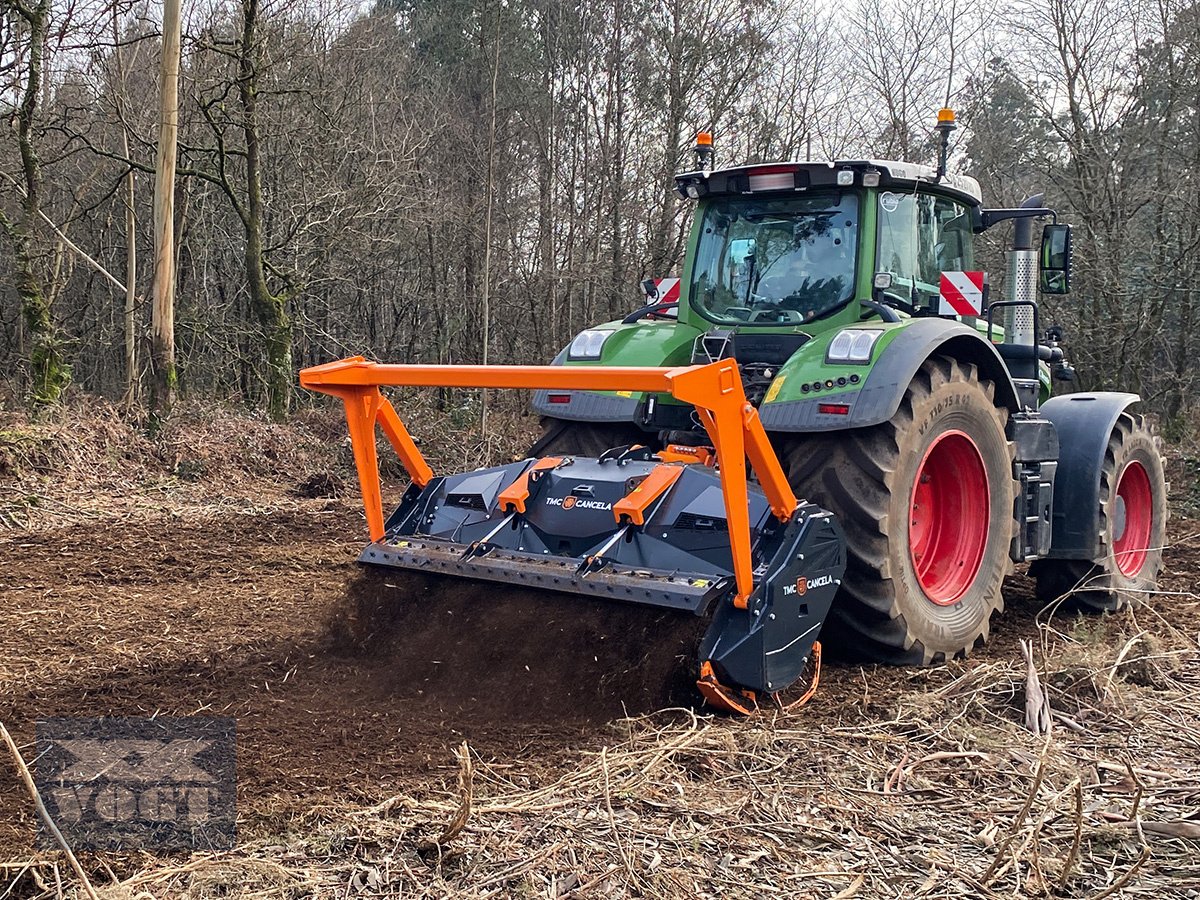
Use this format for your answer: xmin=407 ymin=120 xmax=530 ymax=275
xmin=299 ymin=356 xmax=798 ymax=610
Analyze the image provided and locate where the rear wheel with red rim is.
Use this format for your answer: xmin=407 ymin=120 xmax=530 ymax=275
xmin=1034 ymin=413 xmax=1166 ymax=612
xmin=1112 ymin=461 xmax=1153 ymax=577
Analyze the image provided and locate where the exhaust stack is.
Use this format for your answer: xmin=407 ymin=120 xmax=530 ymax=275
xmin=1004 ymin=193 xmax=1045 ymax=396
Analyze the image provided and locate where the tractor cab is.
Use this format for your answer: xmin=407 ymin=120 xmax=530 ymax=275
xmin=544 ymin=115 xmax=1075 ymax=435
xmin=674 ymin=159 xmax=984 ymax=332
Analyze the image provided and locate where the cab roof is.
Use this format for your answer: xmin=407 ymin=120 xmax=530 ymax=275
xmin=675 ymin=160 xmax=983 ymax=207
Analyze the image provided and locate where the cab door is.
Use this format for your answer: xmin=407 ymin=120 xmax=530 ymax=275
xmin=876 ymin=190 xmax=977 ymax=314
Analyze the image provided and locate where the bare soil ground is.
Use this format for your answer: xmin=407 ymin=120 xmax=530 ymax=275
xmin=0 ymin=399 xmax=1198 ymax=898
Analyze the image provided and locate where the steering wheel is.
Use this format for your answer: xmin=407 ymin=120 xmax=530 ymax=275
xmin=750 ymin=308 xmax=803 ymax=323
xmin=756 ymin=273 xmax=791 ymax=301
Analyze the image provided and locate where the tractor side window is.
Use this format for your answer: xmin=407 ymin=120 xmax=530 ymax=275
xmin=930 ymin=197 xmax=974 ymax=274
xmin=878 ymin=192 xmax=975 ymax=308
xmin=877 ymin=191 xmax=921 ymax=301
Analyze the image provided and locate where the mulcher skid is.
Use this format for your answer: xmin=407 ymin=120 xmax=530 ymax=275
xmin=300 ymin=356 xmax=846 ymax=713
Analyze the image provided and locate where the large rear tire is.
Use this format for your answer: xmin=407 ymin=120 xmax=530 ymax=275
xmin=1031 ymin=412 xmax=1167 ymax=612
xmin=529 ymin=418 xmax=657 ymax=457
xmin=778 ymin=356 xmax=1017 ymax=664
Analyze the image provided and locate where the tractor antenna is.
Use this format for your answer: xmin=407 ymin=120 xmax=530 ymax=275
xmin=934 ymin=108 xmax=956 ymax=181
xmin=694 ymin=131 xmax=714 ymax=177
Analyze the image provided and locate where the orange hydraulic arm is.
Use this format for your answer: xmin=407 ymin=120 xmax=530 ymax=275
xmin=299 ymin=356 xmax=797 ymax=608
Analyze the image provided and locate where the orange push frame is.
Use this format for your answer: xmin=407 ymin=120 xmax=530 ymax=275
xmin=299 ymin=356 xmax=798 ymax=608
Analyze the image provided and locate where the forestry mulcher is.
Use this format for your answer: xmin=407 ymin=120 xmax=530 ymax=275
xmin=303 ymin=110 xmax=1167 ymax=713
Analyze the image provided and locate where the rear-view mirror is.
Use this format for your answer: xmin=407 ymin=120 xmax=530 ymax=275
xmin=1040 ymin=223 xmax=1071 ymax=294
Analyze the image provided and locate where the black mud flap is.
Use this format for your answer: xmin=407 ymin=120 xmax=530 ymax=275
xmin=697 ymin=504 xmax=845 ymax=695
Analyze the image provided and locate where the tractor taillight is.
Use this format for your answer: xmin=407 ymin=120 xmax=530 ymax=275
xmin=818 ymin=403 xmax=850 ymax=415
xmin=548 ymin=393 xmax=572 ymax=404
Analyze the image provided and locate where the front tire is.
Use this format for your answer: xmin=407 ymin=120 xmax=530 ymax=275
xmin=529 ymin=418 xmax=657 ymax=457
xmin=780 ymin=356 xmax=1017 ymax=664
xmin=1032 ymin=412 xmax=1167 ymax=612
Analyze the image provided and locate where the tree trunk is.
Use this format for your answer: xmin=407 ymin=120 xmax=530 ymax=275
xmin=1 ymin=0 xmax=69 ymax=407
xmin=122 ymin=153 xmax=138 ymax=404
xmin=239 ymin=0 xmax=292 ymax=421
xmin=479 ymin=0 xmax=502 ymax=432
xmin=112 ymin=8 xmax=139 ymax=405
xmin=149 ymin=0 xmax=182 ymax=416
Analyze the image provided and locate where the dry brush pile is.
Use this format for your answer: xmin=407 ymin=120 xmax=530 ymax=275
xmin=0 ymin=392 xmax=538 ymax=531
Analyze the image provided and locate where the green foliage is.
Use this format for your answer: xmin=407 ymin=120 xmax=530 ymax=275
xmin=960 ymin=58 xmax=1056 ymax=203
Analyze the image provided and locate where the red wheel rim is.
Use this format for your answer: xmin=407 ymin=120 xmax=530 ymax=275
xmin=908 ymin=430 xmax=990 ymax=605
xmin=1113 ymin=460 xmax=1153 ymax=577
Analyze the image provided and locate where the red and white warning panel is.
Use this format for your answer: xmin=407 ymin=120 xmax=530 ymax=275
xmin=938 ymin=271 xmax=987 ymax=316
xmin=651 ymin=277 xmax=681 ymax=303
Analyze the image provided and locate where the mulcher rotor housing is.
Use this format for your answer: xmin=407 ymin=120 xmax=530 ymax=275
xmin=373 ymin=451 xmax=843 ymax=698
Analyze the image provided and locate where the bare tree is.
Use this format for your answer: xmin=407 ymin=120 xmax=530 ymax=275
xmin=150 ymin=0 xmax=182 ymax=416
xmin=0 ymin=0 xmax=69 ymax=406
xmin=111 ymin=6 xmax=141 ymax=404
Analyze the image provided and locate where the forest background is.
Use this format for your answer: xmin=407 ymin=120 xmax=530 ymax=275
xmin=0 ymin=0 xmax=1196 ymax=431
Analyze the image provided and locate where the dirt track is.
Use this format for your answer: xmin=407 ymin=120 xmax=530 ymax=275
xmin=0 ymin=501 xmax=709 ymax=854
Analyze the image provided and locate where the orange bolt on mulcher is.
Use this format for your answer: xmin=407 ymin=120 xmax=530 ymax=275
xmin=300 ymin=356 xmax=845 ymax=712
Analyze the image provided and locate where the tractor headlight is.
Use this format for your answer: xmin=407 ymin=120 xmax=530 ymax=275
xmin=568 ymin=329 xmax=612 ymax=360
xmin=826 ymin=329 xmax=883 ymax=364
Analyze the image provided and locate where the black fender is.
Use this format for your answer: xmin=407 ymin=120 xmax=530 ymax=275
xmin=1038 ymin=391 xmax=1140 ymax=559
xmin=760 ymin=319 xmax=1021 ymax=432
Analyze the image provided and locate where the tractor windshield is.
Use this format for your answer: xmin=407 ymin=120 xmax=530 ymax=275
xmin=689 ymin=193 xmax=859 ymax=325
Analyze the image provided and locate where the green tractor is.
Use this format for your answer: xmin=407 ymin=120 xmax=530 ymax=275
xmin=527 ymin=111 xmax=1169 ymax=666
xmin=306 ymin=109 xmax=1169 ymax=710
